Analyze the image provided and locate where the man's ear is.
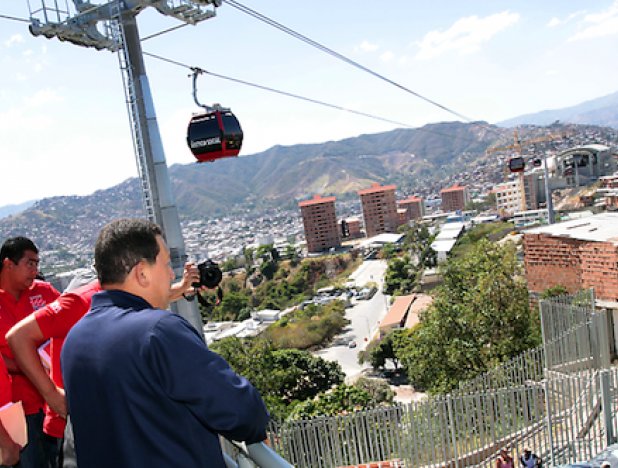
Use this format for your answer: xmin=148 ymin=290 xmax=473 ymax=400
xmin=133 ymin=261 xmax=150 ymax=288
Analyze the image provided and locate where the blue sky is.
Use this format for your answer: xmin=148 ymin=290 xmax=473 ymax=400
xmin=1 ymin=1 xmax=617 ymax=206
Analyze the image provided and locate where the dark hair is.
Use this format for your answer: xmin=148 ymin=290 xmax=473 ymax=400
xmin=94 ymin=219 xmax=163 ymax=285
xmin=0 ymin=236 xmax=39 ymax=272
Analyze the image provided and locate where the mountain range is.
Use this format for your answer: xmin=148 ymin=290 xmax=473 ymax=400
xmin=498 ymin=91 xmax=618 ymax=128
xmin=0 ymin=90 xmax=617 ymax=249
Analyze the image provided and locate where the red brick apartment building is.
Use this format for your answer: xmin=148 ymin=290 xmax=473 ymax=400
xmin=358 ymin=183 xmax=398 ymax=238
xmin=398 ymin=196 xmax=425 ymax=221
xmin=440 ymin=184 xmax=469 ymax=212
xmin=523 ymin=213 xmax=618 ymax=301
xmin=299 ymin=194 xmax=341 ymax=253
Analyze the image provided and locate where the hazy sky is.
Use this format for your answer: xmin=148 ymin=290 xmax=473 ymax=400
xmin=1 ymin=1 xmax=617 ymax=206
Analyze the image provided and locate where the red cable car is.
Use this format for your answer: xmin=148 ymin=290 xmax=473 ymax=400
xmin=508 ymin=156 xmax=525 ymax=173
xmin=187 ymin=109 xmax=243 ymax=163
xmin=187 ymin=69 xmax=243 ymax=163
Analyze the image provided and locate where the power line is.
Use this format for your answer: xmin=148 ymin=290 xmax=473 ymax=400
xmin=222 ymin=0 xmax=493 ymax=131
xmin=1 ymin=7 xmax=491 ymax=143
xmin=142 ymin=51 xmax=484 ymax=143
xmin=0 ymin=13 xmax=30 ymax=23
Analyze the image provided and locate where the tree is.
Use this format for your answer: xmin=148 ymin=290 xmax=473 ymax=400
xmin=366 ymin=331 xmax=402 ymax=369
xmin=289 ymin=384 xmax=372 ymax=419
xmin=210 ymin=337 xmax=344 ymax=419
xmin=397 ymin=239 xmax=539 ymax=394
xmin=383 ymin=255 xmax=416 ymax=295
xmin=242 ymin=246 xmax=255 ymax=288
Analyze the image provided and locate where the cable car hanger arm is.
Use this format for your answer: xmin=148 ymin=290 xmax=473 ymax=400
xmin=191 ymin=67 xmax=229 ymax=113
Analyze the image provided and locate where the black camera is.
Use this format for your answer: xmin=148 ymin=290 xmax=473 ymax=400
xmin=193 ymin=259 xmax=223 ymax=289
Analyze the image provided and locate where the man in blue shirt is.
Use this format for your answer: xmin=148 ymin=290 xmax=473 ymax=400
xmin=61 ymin=218 xmax=269 ymax=467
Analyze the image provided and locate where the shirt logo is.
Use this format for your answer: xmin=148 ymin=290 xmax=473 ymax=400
xmin=49 ymin=301 xmax=62 ymax=314
xmin=29 ymin=295 xmax=47 ymax=311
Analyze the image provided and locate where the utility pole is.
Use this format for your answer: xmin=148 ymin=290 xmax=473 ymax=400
xmin=27 ymin=0 xmax=221 ymax=334
xmin=543 ymin=153 xmax=555 ymax=224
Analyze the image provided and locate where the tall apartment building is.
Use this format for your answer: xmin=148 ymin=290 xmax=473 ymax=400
xmin=523 ymin=213 xmax=618 ymax=302
xmin=358 ymin=183 xmax=398 ymax=238
xmin=298 ymin=194 xmax=341 ymax=253
xmin=440 ymin=184 xmax=470 ymax=212
xmin=398 ymin=196 xmax=425 ymax=221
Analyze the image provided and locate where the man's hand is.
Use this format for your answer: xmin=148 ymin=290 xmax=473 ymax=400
xmin=169 ymin=262 xmax=200 ymax=302
xmin=0 ymin=425 xmax=20 ymax=465
xmin=43 ymin=385 xmax=67 ymax=419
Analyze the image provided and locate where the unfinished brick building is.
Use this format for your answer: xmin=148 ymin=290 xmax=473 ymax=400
xmin=523 ymin=213 xmax=618 ymax=301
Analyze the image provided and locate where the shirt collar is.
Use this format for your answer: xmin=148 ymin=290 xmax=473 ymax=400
xmin=91 ymin=289 xmax=153 ymax=311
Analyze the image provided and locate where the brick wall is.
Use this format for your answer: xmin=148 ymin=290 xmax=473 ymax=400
xmin=580 ymin=241 xmax=618 ymax=301
xmin=523 ymin=233 xmax=583 ymax=294
xmin=524 ymin=233 xmax=618 ymax=302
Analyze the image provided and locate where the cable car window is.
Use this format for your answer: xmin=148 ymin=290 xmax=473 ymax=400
xmin=188 ymin=113 xmax=223 ymax=154
xmin=221 ymin=112 xmax=242 ymax=135
xmin=508 ymin=157 xmax=525 ymax=173
xmin=189 ymin=114 xmax=220 ymax=141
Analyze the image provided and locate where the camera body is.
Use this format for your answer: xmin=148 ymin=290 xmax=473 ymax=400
xmin=192 ymin=259 xmax=223 ymax=289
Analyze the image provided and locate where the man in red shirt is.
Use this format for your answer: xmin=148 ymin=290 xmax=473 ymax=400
xmin=0 ymin=237 xmax=60 ymax=468
xmin=7 ymin=262 xmax=200 ymax=467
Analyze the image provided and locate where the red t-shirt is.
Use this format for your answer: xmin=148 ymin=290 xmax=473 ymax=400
xmin=0 ymin=280 xmax=59 ymax=415
xmin=35 ymin=280 xmax=101 ymax=437
xmin=0 ymin=358 xmax=11 ymax=407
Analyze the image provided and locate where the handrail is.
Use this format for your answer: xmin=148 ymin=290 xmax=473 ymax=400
xmin=223 ymin=440 xmax=294 ymax=468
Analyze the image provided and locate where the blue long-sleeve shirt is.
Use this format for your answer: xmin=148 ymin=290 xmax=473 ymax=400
xmin=62 ymin=290 xmax=269 ymax=467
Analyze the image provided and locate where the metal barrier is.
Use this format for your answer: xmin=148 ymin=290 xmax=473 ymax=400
xmin=262 ymin=291 xmax=618 ymax=467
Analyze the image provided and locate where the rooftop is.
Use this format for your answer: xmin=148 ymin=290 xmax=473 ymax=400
xmin=524 ymin=212 xmax=618 ymax=244
xmin=298 ymin=194 xmax=336 ymax=207
xmin=381 ymin=295 xmax=415 ymax=328
xmin=358 ymin=182 xmax=397 ymax=196
xmin=440 ymin=184 xmax=466 ymax=194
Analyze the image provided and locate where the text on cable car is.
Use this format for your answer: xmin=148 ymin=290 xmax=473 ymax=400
xmin=191 ymin=137 xmax=221 ymax=149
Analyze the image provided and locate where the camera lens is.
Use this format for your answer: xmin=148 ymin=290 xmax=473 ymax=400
xmin=193 ymin=260 xmax=223 ymax=289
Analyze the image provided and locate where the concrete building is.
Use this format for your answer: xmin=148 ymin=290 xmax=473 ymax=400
xmin=523 ymin=213 xmax=618 ymax=302
xmin=379 ymin=294 xmax=433 ymax=337
xmin=358 ymin=183 xmax=398 ymax=238
xmin=339 ymin=217 xmax=362 ymax=239
xmin=553 ymin=145 xmax=616 ymax=188
xmin=440 ymin=184 xmax=470 ymax=212
xmin=397 ymin=208 xmax=408 ymax=226
xmin=398 ymin=196 xmax=425 ymax=221
xmin=298 ymin=194 xmax=341 ymax=253
xmin=513 ymin=209 xmax=549 ymax=228
xmin=494 ymin=173 xmax=541 ymax=216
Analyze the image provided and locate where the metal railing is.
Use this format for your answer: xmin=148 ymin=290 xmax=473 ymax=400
xmin=260 ymin=291 xmax=618 ymax=468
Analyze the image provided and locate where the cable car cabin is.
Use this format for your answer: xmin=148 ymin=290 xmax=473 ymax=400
xmin=187 ymin=110 xmax=243 ymax=163
xmin=508 ymin=157 xmax=525 ymax=173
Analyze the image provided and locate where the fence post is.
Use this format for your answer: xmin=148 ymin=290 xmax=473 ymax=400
xmin=446 ymin=396 xmax=459 ymax=468
xmin=543 ymin=378 xmax=556 ymax=464
xmin=539 ymin=300 xmax=550 ymax=371
xmin=600 ymin=369 xmax=615 ymax=446
xmin=596 ymin=310 xmax=611 ymax=369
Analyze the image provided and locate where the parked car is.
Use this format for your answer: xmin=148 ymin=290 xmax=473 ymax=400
xmin=348 ymin=341 xmax=357 ymax=349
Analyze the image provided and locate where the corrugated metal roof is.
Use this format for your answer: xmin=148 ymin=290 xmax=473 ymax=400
xmin=524 ymin=213 xmax=618 ymax=243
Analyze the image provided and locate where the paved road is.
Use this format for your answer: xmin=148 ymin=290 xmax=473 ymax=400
xmin=314 ymin=259 xmax=389 ymax=378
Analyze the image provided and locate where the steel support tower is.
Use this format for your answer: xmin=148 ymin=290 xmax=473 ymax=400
xmin=27 ymin=0 xmax=221 ymax=334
